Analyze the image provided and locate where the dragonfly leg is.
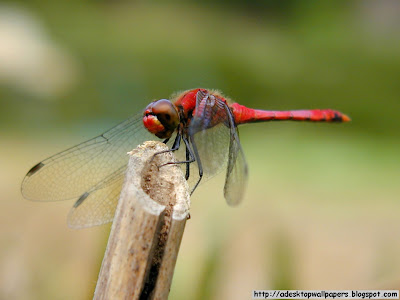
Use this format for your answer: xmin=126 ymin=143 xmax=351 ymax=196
xmin=185 ymin=137 xmax=190 ymax=180
xmin=153 ymin=133 xmax=196 ymax=174
xmin=158 ymin=136 xmax=195 ymax=177
xmin=150 ymin=133 xmax=182 ymax=164
xmin=188 ymin=134 xmax=203 ymax=195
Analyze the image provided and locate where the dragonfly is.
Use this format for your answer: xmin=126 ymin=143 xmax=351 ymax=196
xmin=21 ymin=88 xmax=350 ymax=228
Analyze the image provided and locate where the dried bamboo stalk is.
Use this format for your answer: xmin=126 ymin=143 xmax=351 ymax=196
xmin=93 ymin=141 xmax=190 ymax=300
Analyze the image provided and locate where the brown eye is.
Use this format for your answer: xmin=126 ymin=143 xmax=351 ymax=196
xmin=143 ymin=99 xmax=180 ymax=138
xmin=151 ymin=99 xmax=179 ymax=128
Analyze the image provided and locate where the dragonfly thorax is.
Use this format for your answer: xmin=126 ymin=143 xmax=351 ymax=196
xmin=143 ymin=99 xmax=180 ymax=138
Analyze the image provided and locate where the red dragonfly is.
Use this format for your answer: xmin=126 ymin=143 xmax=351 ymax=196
xmin=21 ymin=88 xmax=350 ymax=228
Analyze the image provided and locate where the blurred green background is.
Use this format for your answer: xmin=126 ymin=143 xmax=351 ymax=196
xmin=1 ymin=1 xmax=400 ymax=299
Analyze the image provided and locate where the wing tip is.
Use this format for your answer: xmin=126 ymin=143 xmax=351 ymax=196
xmin=224 ymin=187 xmax=246 ymax=207
xmin=67 ymin=215 xmax=113 ymax=229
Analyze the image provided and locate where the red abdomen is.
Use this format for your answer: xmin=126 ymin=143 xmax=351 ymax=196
xmin=231 ymin=103 xmax=351 ymax=124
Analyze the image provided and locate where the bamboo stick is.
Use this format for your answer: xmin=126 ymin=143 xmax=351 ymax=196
xmin=93 ymin=141 xmax=190 ymax=300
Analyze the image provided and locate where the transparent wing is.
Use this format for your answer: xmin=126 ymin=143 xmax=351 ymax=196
xmin=21 ymin=113 xmax=160 ymax=202
xmin=67 ymin=166 xmax=125 ymax=229
xmin=189 ymin=91 xmax=248 ymax=205
xmin=223 ymin=127 xmax=248 ymax=206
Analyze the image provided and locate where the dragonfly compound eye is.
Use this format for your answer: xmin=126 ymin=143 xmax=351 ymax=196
xmin=143 ymin=99 xmax=180 ymax=139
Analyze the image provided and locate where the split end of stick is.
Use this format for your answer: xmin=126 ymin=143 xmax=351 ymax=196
xmin=128 ymin=141 xmax=190 ymax=219
xmin=94 ymin=141 xmax=190 ymax=300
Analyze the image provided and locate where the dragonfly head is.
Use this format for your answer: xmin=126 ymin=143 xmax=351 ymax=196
xmin=143 ymin=99 xmax=180 ymax=139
